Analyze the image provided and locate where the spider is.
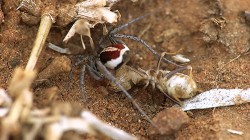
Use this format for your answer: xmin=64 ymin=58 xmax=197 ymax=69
xmin=98 ymin=13 xmax=183 ymax=68
xmin=48 ymin=13 xmax=184 ymax=130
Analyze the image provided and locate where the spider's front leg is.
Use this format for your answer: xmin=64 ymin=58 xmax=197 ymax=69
xmin=95 ymin=60 xmax=159 ymax=131
xmin=86 ymin=56 xmax=103 ymax=81
xmin=113 ymin=34 xmax=183 ymax=67
xmin=80 ymin=65 xmax=87 ymax=102
xmin=103 ymin=13 xmax=181 ymax=68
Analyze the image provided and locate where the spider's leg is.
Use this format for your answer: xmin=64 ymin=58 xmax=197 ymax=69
xmin=109 ymin=34 xmax=127 ymax=46
xmin=96 ymin=60 xmax=160 ymax=131
xmin=104 ymin=13 xmax=154 ymax=45
xmin=108 ymin=34 xmax=118 ymax=44
xmin=68 ymin=61 xmax=75 ymax=86
xmin=98 ymin=27 xmax=114 ymax=48
xmin=108 ymin=13 xmax=153 ymax=44
xmin=161 ymin=90 xmax=183 ymax=106
xmin=164 ymin=66 xmax=189 ymax=78
xmin=158 ymin=52 xmax=187 ymax=78
xmin=69 ymin=55 xmax=87 ymax=78
xmin=110 ymin=13 xmax=152 ymax=35
xmin=114 ymin=34 xmax=182 ymax=67
xmin=86 ymin=56 xmax=103 ymax=80
xmin=86 ymin=64 xmax=103 ymax=81
xmin=80 ymin=65 xmax=87 ymax=102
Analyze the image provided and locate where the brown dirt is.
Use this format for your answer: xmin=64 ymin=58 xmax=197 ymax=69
xmin=1 ymin=0 xmax=250 ymax=139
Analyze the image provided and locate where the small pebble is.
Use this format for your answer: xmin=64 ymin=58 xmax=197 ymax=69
xmin=244 ymin=11 xmax=250 ymax=22
xmin=38 ymin=56 xmax=71 ymax=80
xmin=148 ymin=107 xmax=190 ymax=136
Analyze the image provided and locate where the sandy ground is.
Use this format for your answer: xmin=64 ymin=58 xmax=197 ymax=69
xmin=1 ymin=0 xmax=250 ymax=139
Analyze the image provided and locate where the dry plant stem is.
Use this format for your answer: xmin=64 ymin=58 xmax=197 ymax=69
xmin=45 ymin=117 xmax=93 ymax=140
xmin=25 ymin=15 xmax=53 ymax=71
xmin=1 ymin=68 xmax=36 ymax=140
xmin=81 ymin=111 xmax=137 ymax=140
xmin=218 ymin=54 xmax=242 ymax=70
xmin=138 ymin=23 xmax=151 ymax=38
xmin=23 ymin=121 xmax=43 ymax=140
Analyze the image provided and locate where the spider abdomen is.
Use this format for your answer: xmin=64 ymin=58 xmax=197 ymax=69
xmin=100 ymin=44 xmax=129 ymax=69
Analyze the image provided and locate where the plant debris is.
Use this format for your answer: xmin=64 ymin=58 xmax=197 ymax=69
xmin=227 ymin=129 xmax=243 ymax=135
xmin=180 ymin=88 xmax=250 ymax=111
xmin=171 ymin=54 xmax=190 ymax=63
xmin=0 ymin=67 xmax=137 ymax=140
xmin=64 ymin=0 xmax=119 ymax=50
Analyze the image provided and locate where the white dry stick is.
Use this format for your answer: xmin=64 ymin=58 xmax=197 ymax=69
xmin=0 ymin=89 xmax=12 ymax=106
xmin=81 ymin=111 xmax=137 ymax=140
xmin=46 ymin=112 xmax=137 ymax=140
xmin=48 ymin=43 xmax=72 ymax=54
xmin=171 ymin=54 xmax=190 ymax=63
xmin=0 ymin=108 xmax=9 ymax=117
xmin=181 ymin=88 xmax=250 ymax=111
xmin=45 ymin=116 xmax=93 ymax=140
xmin=227 ymin=129 xmax=244 ymax=135
xmin=0 ymin=89 xmax=11 ymax=117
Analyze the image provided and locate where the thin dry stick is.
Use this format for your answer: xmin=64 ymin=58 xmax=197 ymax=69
xmin=219 ymin=54 xmax=242 ymax=70
xmin=138 ymin=23 xmax=151 ymax=38
xmin=25 ymin=14 xmax=53 ymax=71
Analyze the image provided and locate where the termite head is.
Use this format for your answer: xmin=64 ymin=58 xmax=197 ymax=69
xmin=100 ymin=43 xmax=130 ymax=69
